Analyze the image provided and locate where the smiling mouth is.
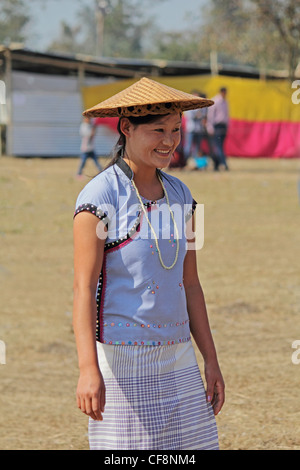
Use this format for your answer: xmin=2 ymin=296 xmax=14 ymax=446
xmin=155 ymin=149 xmax=172 ymax=156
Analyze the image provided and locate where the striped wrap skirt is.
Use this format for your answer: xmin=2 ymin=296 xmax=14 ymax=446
xmin=89 ymin=340 xmax=219 ymax=450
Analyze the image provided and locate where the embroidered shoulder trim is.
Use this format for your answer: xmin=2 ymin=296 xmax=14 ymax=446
xmin=73 ymin=203 xmax=108 ymax=224
xmin=185 ymin=198 xmax=197 ymax=222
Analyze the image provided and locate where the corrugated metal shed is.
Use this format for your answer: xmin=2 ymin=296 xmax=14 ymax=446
xmin=10 ymin=71 xmax=116 ymax=156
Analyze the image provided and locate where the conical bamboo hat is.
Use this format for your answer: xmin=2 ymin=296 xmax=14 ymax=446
xmin=83 ymin=77 xmax=214 ymax=118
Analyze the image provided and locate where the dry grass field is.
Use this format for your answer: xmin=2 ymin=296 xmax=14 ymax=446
xmin=0 ymin=154 xmax=299 ymax=450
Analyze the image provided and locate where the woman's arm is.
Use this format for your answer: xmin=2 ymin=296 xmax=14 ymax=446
xmin=183 ymin=218 xmax=225 ymax=415
xmin=73 ymin=211 xmax=107 ymax=421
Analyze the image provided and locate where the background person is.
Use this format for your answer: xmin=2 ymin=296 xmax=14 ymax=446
xmin=183 ymin=90 xmax=204 ymax=162
xmin=184 ymin=91 xmax=219 ymax=171
xmin=77 ymin=116 xmax=102 ymax=177
xmin=208 ymin=87 xmax=230 ymax=171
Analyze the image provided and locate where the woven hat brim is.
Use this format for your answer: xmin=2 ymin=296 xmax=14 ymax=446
xmin=83 ymin=77 xmax=214 ymax=118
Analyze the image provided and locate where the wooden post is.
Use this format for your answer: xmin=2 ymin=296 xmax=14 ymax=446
xmin=210 ymin=50 xmax=219 ymax=76
xmin=4 ymin=48 xmax=12 ymax=156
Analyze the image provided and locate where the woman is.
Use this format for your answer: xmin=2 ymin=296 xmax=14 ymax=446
xmin=73 ymin=78 xmax=225 ymax=450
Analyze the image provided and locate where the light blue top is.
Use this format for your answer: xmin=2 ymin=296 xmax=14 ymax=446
xmin=74 ymin=157 xmax=197 ymax=346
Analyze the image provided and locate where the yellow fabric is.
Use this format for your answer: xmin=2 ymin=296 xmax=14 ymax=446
xmin=81 ymin=75 xmax=300 ymax=123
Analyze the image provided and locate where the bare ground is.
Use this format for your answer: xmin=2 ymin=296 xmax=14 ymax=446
xmin=0 ymin=155 xmax=299 ymax=450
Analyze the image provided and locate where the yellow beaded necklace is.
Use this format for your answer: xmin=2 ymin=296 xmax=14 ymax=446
xmin=132 ymin=173 xmax=179 ymax=270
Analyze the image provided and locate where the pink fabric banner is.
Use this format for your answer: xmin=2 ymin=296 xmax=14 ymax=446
xmin=95 ymin=117 xmax=300 ymax=159
xmin=226 ymin=120 xmax=300 ymax=158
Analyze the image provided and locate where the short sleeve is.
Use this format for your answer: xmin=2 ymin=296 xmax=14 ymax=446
xmin=179 ymin=181 xmax=197 ymax=222
xmin=185 ymin=197 xmax=197 ymax=222
xmin=73 ymin=171 xmax=117 ymax=227
xmin=73 ymin=202 xmax=108 ymax=224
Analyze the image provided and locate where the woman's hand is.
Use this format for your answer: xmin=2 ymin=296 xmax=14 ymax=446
xmin=204 ymin=361 xmax=225 ymax=416
xmin=76 ymin=366 xmax=106 ymax=421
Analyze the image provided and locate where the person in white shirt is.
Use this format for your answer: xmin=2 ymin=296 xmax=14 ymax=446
xmin=184 ymin=91 xmax=206 ymax=161
xmin=77 ymin=117 xmax=102 ymax=177
xmin=208 ymin=87 xmax=230 ymax=171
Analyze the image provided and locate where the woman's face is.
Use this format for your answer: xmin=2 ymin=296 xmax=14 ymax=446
xmin=121 ymin=113 xmax=182 ymax=170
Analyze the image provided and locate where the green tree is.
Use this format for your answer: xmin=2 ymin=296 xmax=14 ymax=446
xmin=0 ymin=0 xmax=31 ymax=44
xmin=251 ymin=0 xmax=300 ymax=80
xmin=148 ymin=31 xmax=201 ymax=62
xmin=47 ymin=0 xmax=166 ymax=58
xmin=148 ymin=0 xmax=300 ymax=78
xmin=47 ymin=21 xmax=82 ymax=55
xmin=199 ymin=0 xmax=300 ymax=78
xmin=101 ymin=0 xmax=151 ymax=58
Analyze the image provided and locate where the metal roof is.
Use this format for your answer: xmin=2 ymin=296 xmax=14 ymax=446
xmin=0 ymin=44 xmax=289 ymax=80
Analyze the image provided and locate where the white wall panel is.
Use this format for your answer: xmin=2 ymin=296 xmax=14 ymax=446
xmin=11 ymin=122 xmax=117 ymax=157
xmin=9 ymin=71 xmax=116 ymax=157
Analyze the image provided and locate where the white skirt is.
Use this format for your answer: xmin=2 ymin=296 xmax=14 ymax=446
xmin=89 ymin=340 xmax=219 ymax=450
